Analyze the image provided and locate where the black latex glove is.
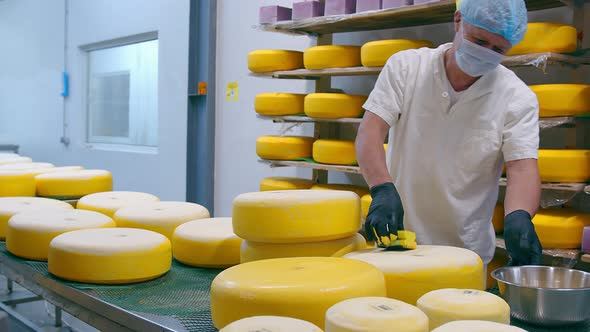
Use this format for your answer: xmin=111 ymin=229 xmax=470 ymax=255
xmin=504 ymin=210 xmax=542 ymax=266
xmin=365 ymin=182 xmax=404 ymax=247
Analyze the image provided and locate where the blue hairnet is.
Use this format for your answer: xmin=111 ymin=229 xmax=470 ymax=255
xmin=459 ymin=0 xmax=528 ymax=46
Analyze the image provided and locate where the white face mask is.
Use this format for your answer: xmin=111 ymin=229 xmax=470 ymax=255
xmin=455 ymin=24 xmax=505 ymax=77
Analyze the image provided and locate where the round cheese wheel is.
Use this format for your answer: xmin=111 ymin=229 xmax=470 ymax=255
xmin=0 ymin=162 xmax=54 ymax=170
xmin=361 ymin=39 xmax=434 ymax=67
xmin=0 ymin=153 xmax=20 ymax=159
xmin=507 ymin=23 xmax=577 ymax=56
xmin=248 ymin=50 xmax=304 ymax=73
xmin=313 ymin=139 xmax=356 ymax=165
xmin=492 ymin=205 xmax=504 ymax=233
xmin=486 ymin=254 xmax=509 ymax=289
xmin=114 ymin=201 xmax=210 ymax=239
xmin=538 ymin=150 xmax=590 ymax=183
xmin=255 ymin=93 xmax=306 ymax=116
xmin=48 ymin=228 xmax=171 ymax=284
xmin=0 ymin=171 xmax=35 ymax=197
xmin=6 ymin=209 xmax=116 ymax=261
xmin=325 ymin=297 xmax=429 ymax=332
xmin=210 ymin=257 xmax=387 ymax=329
xmin=0 ymin=157 xmax=32 ymax=165
xmin=344 ymin=246 xmax=484 ymax=304
xmin=531 ymin=84 xmax=590 ymax=117
xmin=220 ymin=316 xmax=322 ymax=332
xmin=233 ymin=190 xmax=361 ymax=243
xmin=260 ymin=177 xmax=315 ymax=191
xmin=172 ymin=218 xmax=242 ymax=268
xmin=431 ymin=320 xmax=527 ymax=332
xmin=311 ymin=184 xmax=369 ymax=197
xmin=0 ymin=197 xmax=73 ymax=239
xmin=533 ymin=208 xmax=590 ymax=249
xmin=77 ymin=191 xmax=160 ymax=218
xmin=256 ymin=136 xmax=315 ymax=160
xmin=240 ymin=233 xmax=367 ymax=263
xmin=304 ymin=93 xmax=367 ymax=119
xmin=361 ymin=194 xmax=372 ymax=220
xmin=417 ymin=289 xmax=510 ymax=330
xmin=304 ymin=46 xmax=361 ymax=70
xmin=35 ymin=170 xmax=113 ymax=199
xmin=22 ymin=166 xmax=84 ymax=176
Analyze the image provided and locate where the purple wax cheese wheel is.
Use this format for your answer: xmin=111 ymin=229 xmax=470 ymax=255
xmin=356 ymin=0 xmax=382 ymax=12
xmin=382 ymin=0 xmax=413 ymax=9
xmin=582 ymin=226 xmax=590 ymax=254
xmin=325 ymin=0 xmax=357 ymax=16
xmin=293 ymin=1 xmax=325 ymax=20
xmin=259 ymin=5 xmax=292 ymax=24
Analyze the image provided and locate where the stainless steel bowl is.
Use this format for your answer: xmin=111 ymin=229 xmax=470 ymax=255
xmin=492 ymin=266 xmax=590 ymax=326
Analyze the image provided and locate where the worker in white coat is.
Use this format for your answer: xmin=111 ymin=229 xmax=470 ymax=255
xmin=357 ymin=0 xmax=542 ymax=266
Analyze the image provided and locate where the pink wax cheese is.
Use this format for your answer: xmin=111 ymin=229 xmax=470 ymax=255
xmin=293 ymin=1 xmax=325 ymax=20
xmin=259 ymin=5 xmax=292 ymax=24
xmin=357 ymin=0 xmax=382 ymax=12
xmin=583 ymin=226 xmax=590 ymax=254
xmin=383 ymin=0 xmax=413 ymax=9
xmin=325 ymin=0 xmax=357 ymax=16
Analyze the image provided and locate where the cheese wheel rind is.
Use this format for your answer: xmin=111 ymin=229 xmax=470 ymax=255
xmin=507 ymin=23 xmax=577 ymax=56
xmin=260 ymin=177 xmax=315 ymax=191
xmin=257 ymin=136 xmax=315 ymax=160
xmin=255 ymin=93 xmax=306 ymax=116
xmin=361 ymin=39 xmax=434 ymax=67
xmin=538 ymin=150 xmax=590 ymax=183
xmin=531 ymin=84 xmax=590 ymax=117
xmin=220 ymin=316 xmax=322 ymax=332
xmin=431 ymin=320 xmax=527 ymax=332
xmin=313 ymin=139 xmax=356 ymax=165
xmin=304 ymin=45 xmax=361 ymax=70
xmin=311 ymin=184 xmax=369 ymax=197
xmin=0 ymin=171 xmax=36 ymax=197
xmin=0 ymin=197 xmax=74 ymax=239
xmin=35 ymin=170 xmax=113 ymax=198
xmin=304 ymin=93 xmax=367 ymax=119
xmin=533 ymin=208 xmax=590 ymax=249
xmin=77 ymin=191 xmax=160 ymax=218
xmin=248 ymin=50 xmax=304 ymax=73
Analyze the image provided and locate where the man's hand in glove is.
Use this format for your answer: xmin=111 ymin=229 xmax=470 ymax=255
xmin=503 ymin=210 xmax=542 ymax=266
xmin=365 ymin=182 xmax=404 ymax=248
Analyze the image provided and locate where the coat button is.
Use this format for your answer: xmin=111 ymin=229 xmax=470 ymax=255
xmin=442 ymin=92 xmax=449 ymax=98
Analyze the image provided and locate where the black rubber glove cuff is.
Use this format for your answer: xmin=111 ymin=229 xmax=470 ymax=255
xmin=504 ymin=209 xmax=543 ymax=266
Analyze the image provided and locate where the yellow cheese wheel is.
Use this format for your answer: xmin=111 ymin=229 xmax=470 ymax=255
xmin=432 ymin=320 xmax=527 ymax=332
xmin=260 ymin=177 xmax=315 ymax=191
xmin=0 ymin=157 xmax=32 ymax=165
xmin=313 ymin=139 xmax=356 ymax=165
xmin=532 ymin=208 xmax=590 ymax=249
xmin=256 ymin=136 xmax=315 ymax=160
xmin=0 ymin=162 xmax=54 ymax=170
xmin=172 ymin=218 xmax=242 ymax=268
xmin=538 ymin=150 xmax=590 ymax=183
xmin=507 ymin=23 xmax=577 ymax=56
xmin=114 ymin=201 xmax=210 ymax=239
xmin=531 ymin=84 xmax=590 ymax=117
xmin=361 ymin=194 xmax=372 ymax=220
xmin=325 ymin=297 xmax=429 ymax=332
xmin=22 ymin=166 xmax=84 ymax=176
xmin=233 ymin=190 xmax=361 ymax=243
xmin=77 ymin=191 xmax=160 ymax=218
xmin=35 ymin=170 xmax=113 ymax=199
xmin=344 ymin=246 xmax=484 ymax=305
xmin=248 ymin=50 xmax=304 ymax=73
xmin=0 ymin=171 xmax=36 ymax=197
xmin=210 ymin=257 xmax=387 ymax=329
xmin=255 ymin=93 xmax=306 ymax=116
xmin=0 ymin=197 xmax=73 ymax=239
xmin=220 ymin=316 xmax=323 ymax=332
xmin=304 ymin=46 xmax=361 ymax=70
xmin=311 ymin=184 xmax=369 ymax=197
xmin=486 ymin=253 xmax=509 ymax=289
xmin=361 ymin=39 xmax=434 ymax=67
xmin=6 ymin=209 xmax=115 ymax=261
xmin=304 ymin=93 xmax=367 ymax=119
xmin=48 ymin=228 xmax=171 ymax=284
xmin=492 ymin=205 xmax=504 ymax=233
xmin=240 ymin=233 xmax=367 ymax=263
xmin=417 ymin=289 xmax=510 ymax=330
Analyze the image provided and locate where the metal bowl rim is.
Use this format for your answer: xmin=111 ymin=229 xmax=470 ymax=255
xmin=492 ymin=265 xmax=590 ymax=291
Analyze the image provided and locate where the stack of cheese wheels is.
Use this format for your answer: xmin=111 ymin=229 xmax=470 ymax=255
xmin=0 ymin=171 xmax=35 ymax=197
xmin=77 ymin=191 xmax=160 ymax=218
xmin=0 ymin=156 xmax=32 ymax=166
xmin=255 ymin=93 xmax=306 ymax=116
xmin=0 ymin=197 xmax=73 ymax=239
xmin=344 ymin=246 xmax=484 ymax=304
xmin=210 ymin=257 xmax=387 ymax=329
xmin=492 ymin=205 xmax=504 ymax=233
xmin=0 ymin=162 xmax=54 ymax=170
xmin=361 ymin=39 xmax=434 ymax=67
xmin=325 ymin=297 xmax=429 ymax=332
xmin=538 ymin=150 xmax=590 ymax=182
xmin=114 ymin=201 xmax=210 ymax=239
xmin=531 ymin=84 xmax=590 ymax=117
xmin=220 ymin=316 xmax=322 ymax=332
xmin=248 ymin=50 xmax=304 ymax=73
xmin=417 ymin=289 xmax=510 ymax=330
xmin=172 ymin=218 xmax=242 ymax=268
xmin=35 ymin=170 xmax=113 ymax=199
xmin=507 ymin=23 xmax=577 ymax=56
xmin=313 ymin=139 xmax=356 ymax=165
xmin=432 ymin=320 xmax=526 ymax=332
xmin=260 ymin=177 xmax=315 ymax=191
xmin=256 ymin=136 xmax=315 ymax=160
xmin=532 ymin=208 xmax=590 ymax=249
xmin=361 ymin=194 xmax=372 ymax=220
xmin=234 ymin=190 xmax=366 ymax=263
xmin=304 ymin=45 xmax=361 ymax=70
xmin=48 ymin=228 xmax=171 ymax=284
xmin=304 ymin=93 xmax=367 ymax=119
xmin=6 ymin=209 xmax=115 ymax=260
xmin=311 ymin=184 xmax=369 ymax=197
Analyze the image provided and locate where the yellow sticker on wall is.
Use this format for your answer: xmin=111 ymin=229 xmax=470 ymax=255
xmin=226 ymin=81 xmax=239 ymax=102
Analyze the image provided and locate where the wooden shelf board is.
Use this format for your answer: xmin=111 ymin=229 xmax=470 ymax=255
xmin=499 ymin=178 xmax=587 ymax=192
xmin=258 ymin=159 xmax=361 ymax=174
xmin=496 ymin=236 xmax=581 ymax=262
xmin=582 ymin=254 xmax=590 ymax=264
xmin=261 ymin=0 xmax=564 ymax=35
xmin=257 ymin=115 xmax=362 ymax=124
